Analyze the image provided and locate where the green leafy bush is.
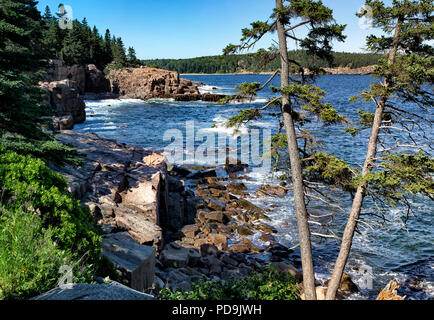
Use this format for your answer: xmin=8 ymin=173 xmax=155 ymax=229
xmin=157 ymin=266 xmax=300 ymax=300
xmin=0 ymin=208 xmax=77 ymax=300
xmin=0 ymin=151 xmax=101 ymax=270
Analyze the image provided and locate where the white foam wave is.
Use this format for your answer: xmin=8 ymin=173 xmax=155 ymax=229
xmin=84 ymin=98 xmax=144 ymax=107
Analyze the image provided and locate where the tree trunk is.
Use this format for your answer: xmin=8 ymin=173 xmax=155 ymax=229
xmin=326 ymin=18 xmax=403 ymax=301
xmin=275 ymin=0 xmax=317 ymax=300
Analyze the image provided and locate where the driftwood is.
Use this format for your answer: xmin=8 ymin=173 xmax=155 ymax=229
xmin=376 ymin=281 xmax=406 ymax=300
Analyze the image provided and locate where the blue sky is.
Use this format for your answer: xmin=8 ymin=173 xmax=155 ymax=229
xmin=37 ymin=0 xmax=385 ymax=59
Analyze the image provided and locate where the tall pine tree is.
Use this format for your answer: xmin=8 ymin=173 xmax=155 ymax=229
xmin=0 ymin=0 xmax=47 ymax=138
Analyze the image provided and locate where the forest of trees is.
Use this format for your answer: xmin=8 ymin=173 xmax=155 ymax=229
xmin=142 ymin=51 xmax=382 ymax=74
xmin=40 ymin=5 xmax=140 ymax=71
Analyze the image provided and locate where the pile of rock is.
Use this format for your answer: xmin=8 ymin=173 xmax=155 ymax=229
xmin=50 ymin=131 xmax=198 ymax=292
xmin=153 ymin=161 xmax=304 ymax=291
xmin=108 ymin=67 xmax=203 ymax=101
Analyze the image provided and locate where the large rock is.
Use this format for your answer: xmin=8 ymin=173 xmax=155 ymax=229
xmin=44 ymin=59 xmax=86 ymax=94
xmin=32 ymin=282 xmax=154 ymax=300
xmin=86 ymin=64 xmax=111 ymax=93
xmin=52 ymin=115 xmax=74 ymax=131
xmin=160 ymin=243 xmax=200 ymax=268
xmin=40 ymin=79 xmax=86 ymax=124
xmin=325 ymin=273 xmax=359 ymax=294
xmin=122 ymin=171 xmax=165 ymax=225
xmin=102 ymin=232 xmax=156 ymax=292
xmin=114 ymin=207 xmax=163 ymax=247
xmin=52 ymin=132 xmax=192 ymax=250
xmin=108 ymin=67 xmax=202 ymax=100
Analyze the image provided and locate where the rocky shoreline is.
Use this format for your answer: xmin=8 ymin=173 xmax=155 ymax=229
xmin=44 ymin=130 xmax=361 ymax=300
xmin=34 ymin=61 xmax=365 ymax=300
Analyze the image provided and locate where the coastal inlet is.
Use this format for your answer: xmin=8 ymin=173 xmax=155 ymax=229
xmin=75 ymin=74 xmax=433 ymax=300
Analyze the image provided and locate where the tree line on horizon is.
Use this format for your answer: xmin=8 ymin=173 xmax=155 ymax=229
xmin=142 ymin=50 xmax=382 ymax=74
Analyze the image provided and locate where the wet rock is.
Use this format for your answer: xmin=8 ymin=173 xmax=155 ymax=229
xmin=237 ymin=225 xmax=254 ymax=237
xmin=207 ymin=182 xmax=226 ymax=191
xmin=256 ymin=185 xmax=288 ymax=197
xmin=325 ymin=273 xmax=359 ymax=294
xmin=255 ymin=223 xmax=278 ymax=234
xmin=198 ymin=211 xmax=229 ymax=224
xmin=225 ymin=157 xmax=248 ymax=173
xmin=169 ymin=165 xmax=192 ymax=177
xmin=275 ymin=262 xmax=303 ymax=282
xmin=207 ymin=198 xmax=226 ymax=212
xmin=236 ymin=198 xmax=270 ymax=221
xmin=207 ymin=233 xmax=228 ymax=250
xmin=228 ymin=244 xmax=250 ymax=254
xmin=260 ymin=233 xmax=276 ymax=244
xmin=227 ymin=182 xmax=248 ymax=194
xmin=181 ymin=224 xmax=200 ymax=238
xmin=188 ymin=169 xmax=217 ymax=179
xmin=241 ymin=238 xmax=262 ymax=253
xmin=267 ymin=243 xmax=294 ymax=258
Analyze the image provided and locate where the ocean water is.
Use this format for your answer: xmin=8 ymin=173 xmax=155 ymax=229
xmin=76 ymin=75 xmax=433 ymax=300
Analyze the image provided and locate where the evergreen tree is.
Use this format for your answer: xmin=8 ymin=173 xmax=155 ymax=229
xmin=127 ymin=46 xmax=139 ymax=66
xmin=0 ymin=0 xmax=47 ymax=138
xmin=103 ymin=29 xmax=114 ymax=66
xmin=224 ymin=0 xmax=347 ymax=300
xmin=326 ymin=0 xmax=434 ymax=300
xmin=111 ymin=37 xmax=127 ymax=67
xmin=60 ymin=21 xmax=86 ymax=65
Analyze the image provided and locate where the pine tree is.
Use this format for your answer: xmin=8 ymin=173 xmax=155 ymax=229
xmin=326 ymin=0 xmax=433 ymax=300
xmin=102 ymin=29 xmax=113 ymax=67
xmin=111 ymin=37 xmax=127 ymax=68
xmin=60 ymin=20 xmax=87 ymax=65
xmin=127 ymin=46 xmax=139 ymax=66
xmin=224 ymin=0 xmax=347 ymax=299
xmin=0 ymin=0 xmax=47 ymax=138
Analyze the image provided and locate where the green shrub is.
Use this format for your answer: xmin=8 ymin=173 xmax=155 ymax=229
xmin=0 ymin=151 xmax=101 ymax=270
xmin=0 ymin=208 xmax=76 ymax=299
xmin=157 ymin=265 xmax=300 ymax=300
xmin=0 ymin=132 xmax=83 ymax=166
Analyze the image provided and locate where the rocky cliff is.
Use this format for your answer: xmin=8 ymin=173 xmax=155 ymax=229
xmin=108 ymin=67 xmax=203 ymax=100
xmin=40 ymin=60 xmax=115 ymax=130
